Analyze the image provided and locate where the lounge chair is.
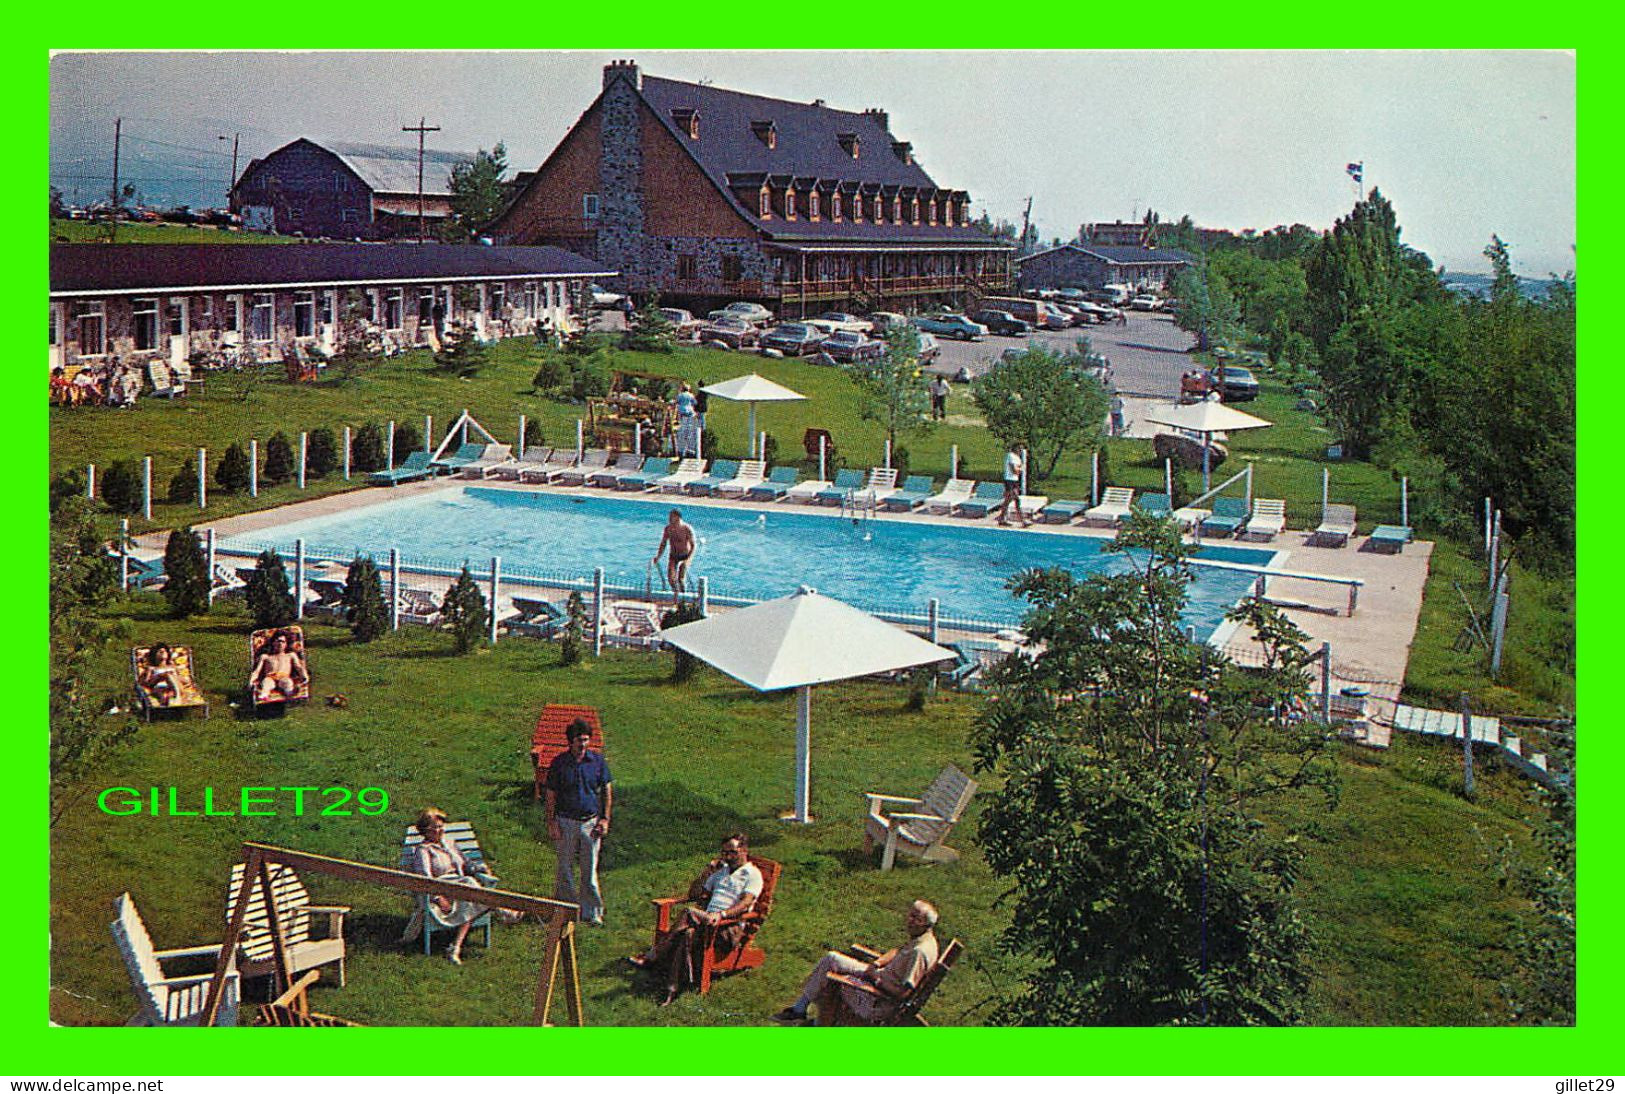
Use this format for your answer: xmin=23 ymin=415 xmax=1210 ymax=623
xmin=1083 ymin=486 xmax=1136 ymax=525
xmin=1243 ymin=498 xmax=1287 ymax=541
xmin=1172 ymin=504 xmax=1212 ymax=530
xmin=684 ymin=459 xmax=741 ymax=496
xmin=852 ymin=467 xmax=901 ymax=509
xmin=748 ymin=466 xmax=803 ymax=501
xmin=519 ymin=448 xmax=582 ymax=484
xmin=305 ymin=578 xmax=348 ymax=619
xmin=882 ymin=475 xmax=935 ymax=512
xmin=432 ymin=442 xmax=487 ymax=474
xmin=131 ymin=644 xmax=209 ymax=720
xmin=369 ymin=450 xmax=435 ymax=487
xmin=169 ymin=357 xmax=205 ymax=394
xmin=126 ymin=554 xmax=167 ymax=589
xmin=399 ymin=821 xmax=494 ymax=956
xmin=249 ymin=625 xmax=311 ymax=708
xmin=784 ymin=473 xmax=835 ymax=504
xmin=457 ymin=444 xmax=515 ymax=479
xmin=587 ymin=452 xmax=645 ymax=487
xmin=863 ymin=763 xmax=979 ymax=872
xmin=225 ymin=862 xmax=348 ymax=987
xmin=555 ymin=448 xmax=614 ymax=486
xmin=530 ymin=703 xmax=605 ymax=801
xmin=923 ymin=479 xmax=974 ymax=514
xmin=609 ymin=601 xmax=665 ymax=645
xmin=818 ymin=938 xmax=962 ymax=1026
xmin=713 ymin=460 xmax=768 ymax=497
xmin=111 ymin=892 xmax=239 ymax=1027
xmin=1135 ymin=492 xmax=1173 ymax=519
xmin=615 ymin=456 xmax=673 ymax=491
xmin=814 ymin=468 xmax=867 ymax=506
xmin=504 ymin=594 xmax=566 ymax=639
xmin=490 ymin=445 xmax=551 ymax=481
xmin=1368 ymin=524 xmax=1413 ymax=554
xmin=649 ymin=856 xmax=782 ymax=994
xmin=1037 ymin=499 xmax=1088 ymax=524
xmin=145 ymin=361 xmax=184 ymax=399
xmin=953 ymin=481 xmax=1008 ymax=519
xmin=1315 ymin=503 xmax=1357 ymax=547
xmin=398 ymin=587 xmax=442 ymax=626
xmin=657 ymin=458 xmax=710 ymax=493
xmin=1199 ymin=496 xmax=1251 ymax=538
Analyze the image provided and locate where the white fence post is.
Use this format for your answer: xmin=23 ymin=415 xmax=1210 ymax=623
xmin=298 ymin=431 xmax=308 ymax=490
xmin=390 ymin=548 xmax=401 ymax=631
xmin=1401 ymin=476 xmax=1410 ymax=528
xmin=86 ymin=463 xmax=95 ymax=500
xmin=518 ymin=414 xmax=527 ymax=457
xmin=1090 ymin=449 xmax=1099 ymax=505
xmin=592 ymin=566 xmax=605 ymax=656
xmin=927 ymin=597 xmax=940 ymax=644
xmin=425 ymin=415 xmax=434 ymax=457
xmin=205 ymin=528 xmax=217 ymax=605
xmin=1164 ymin=457 xmax=1173 ymax=500
xmin=1490 ymin=569 xmax=1510 ymax=677
xmin=197 ymin=447 xmax=207 ymax=509
xmin=634 ymin=421 xmax=642 ymax=457
xmin=386 ymin=421 xmax=396 ymax=471
xmin=1319 ymin=642 xmax=1332 ymax=724
xmin=295 ymin=539 xmax=306 ymax=620
xmin=884 ymin=438 xmax=891 ymax=471
xmin=576 ymin=419 xmax=584 ymax=461
xmin=818 ymin=436 xmax=827 ymax=482
xmin=119 ymin=519 xmax=130 ymax=591
xmin=950 ymin=444 xmax=958 ymax=479
xmin=342 ymin=426 xmax=351 ymax=480
xmin=697 ymin=575 xmax=709 ymax=618
xmin=142 ymin=457 xmax=153 ymax=519
xmin=488 ymin=555 xmax=501 ymax=645
xmin=249 ymin=441 xmax=258 ymax=498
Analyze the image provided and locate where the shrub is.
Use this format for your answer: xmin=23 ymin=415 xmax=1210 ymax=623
xmin=891 ymin=445 xmax=911 ymax=479
xmin=216 ymin=443 xmax=251 ymax=493
xmin=306 ymin=427 xmax=338 ymax=478
xmin=760 ymin=433 xmax=780 ymax=469
xmin=532 ymin=354 xmax=569 ymax=394
xmin=700 ymin=429 xmax=721 ymax=460
xmin=245 ymin=548 xmax=296 ymax=630
xmin=50 ymin=469 xmax=88 ymax=515
xmin=570 ymin=354 xmax=612 ymax=401
xmin=168 ymin=457 xmax=198 ymax=504
xmin=560 ymin=591 xmax=587 ymax=666
xmin=352 ymin=423 xmax=387 ymax=473
xmin=433 ymin=323 xmax=489 ymax=377
xmin=161 ymin=526 xmax=209 ymax=618
xmin=441 ymin=565 xmax=489 ymax=653
xmin=343 ymin=555 xmax=389 ymax=643
xmin=263 ymin=432 xmax=294 ymax=484
xmin=98 ymin=461 xmax=141 ymax=515
xmin=661 ymin=601 xmax=705 ymax=682
xmin=392 ymin=421 xmax=424 ymax=466
xmin=624 ymin=295 xmax=677 ymax=353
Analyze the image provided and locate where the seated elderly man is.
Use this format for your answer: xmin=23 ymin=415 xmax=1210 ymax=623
xmin=628 ymin=832 xmax=762 ymax=1007
xmin=773 ymin=900 xmax=939 ymax=1025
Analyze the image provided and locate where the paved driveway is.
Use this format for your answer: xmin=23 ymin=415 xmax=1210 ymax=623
xmin=925 ymin=311 xmax=1195 ymax=398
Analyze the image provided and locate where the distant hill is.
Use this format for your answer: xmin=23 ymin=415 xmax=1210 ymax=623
xmin=1440 ymin=271 xmax=1565 ymax=301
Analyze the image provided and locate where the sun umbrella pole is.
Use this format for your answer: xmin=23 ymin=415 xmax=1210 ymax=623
xmin=792 ymin=686 xmax=813 ymax=824
xmin=1202 ymin=433 xmax=1211 ymax=493
xmin=749 ymin=404 xmax=758 ymax=458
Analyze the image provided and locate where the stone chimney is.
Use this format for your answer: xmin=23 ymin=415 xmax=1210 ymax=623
xmin=862 ymin=107 xmax=889 ymax=132
xmin=603 ymin=59 xmax=640 ymax=90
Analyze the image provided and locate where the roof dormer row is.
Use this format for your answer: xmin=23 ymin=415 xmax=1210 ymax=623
xmin=724 ymin=173 xmax=970 ymax=227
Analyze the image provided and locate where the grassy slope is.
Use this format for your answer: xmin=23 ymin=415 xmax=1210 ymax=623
xmin=51 ymin=220 xmax=301 ymax=244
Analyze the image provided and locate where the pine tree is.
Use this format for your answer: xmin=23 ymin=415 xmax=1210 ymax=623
xmin=216 ymin=443 xmax=251 ymax=493
xmin=343 ymin=555 xmax=390 ymax=643
xmin=433 ymin=323 xmax=489 ymax=377
xmin=440 ymin=565 xmax=488 ymax=654
xmin=560 ymin=591 xmax=587 ymax=666
xmin=99 ymin=460 xmax=142 ymax=514
xmin=168 ymin=457 xmax=198 ymax=504
xmin=263 ymin=432 xmax=294 ymax=483
xmin=161 ymin=526 xmax=210 ymax=618
xmin=393 ymin=421 xmax=424 ymax=466
xmin=245 ymin=548 xmax=296 ymax=630
xmin=306 ymin=427 xmax=338 ymax=478
xmin=353 ymin=423 xmax=387 ymax=473
xmin=624 ymin=294 xmax=677 ymax=353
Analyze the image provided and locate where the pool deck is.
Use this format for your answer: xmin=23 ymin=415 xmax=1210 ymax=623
xmin=140 ymin=475 xmax=1432 ymax=748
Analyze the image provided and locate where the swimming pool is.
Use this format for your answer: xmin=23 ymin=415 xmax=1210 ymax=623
xmin=221 ymin=486 xmax=1280 ymax=635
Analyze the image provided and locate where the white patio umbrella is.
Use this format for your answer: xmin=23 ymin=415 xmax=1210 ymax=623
xmin=1142 ymin=400 xmax=1273 ymax=490
xmin=699 ymin=373 xmax=806 ymax=459
xmin=661 ymin=587 xmax=955 ymax=823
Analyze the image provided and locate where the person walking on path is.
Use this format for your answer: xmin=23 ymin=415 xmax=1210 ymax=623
xmin=545 ymin=719 xmax=613 ymax=927
xmin=928 ymin=375 xmax=951 ymax=421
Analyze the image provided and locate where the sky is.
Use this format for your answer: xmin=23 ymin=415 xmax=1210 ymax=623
xmin=48 ymin=50 xmax=1576 ymax=275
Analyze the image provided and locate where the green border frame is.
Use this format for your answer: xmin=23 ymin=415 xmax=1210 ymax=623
xmin=20 ymin=42 xmax=1603 ymax=1076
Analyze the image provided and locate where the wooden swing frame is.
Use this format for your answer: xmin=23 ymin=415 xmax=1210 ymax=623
xmin=201 ymin=841 xmax=584 ymax=1027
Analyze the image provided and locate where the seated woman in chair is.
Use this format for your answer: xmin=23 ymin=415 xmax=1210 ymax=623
xmin=140 ymin=643 xmax=185 ymax=707
xmin=407 ymin=808 xmax=521 ymax=965
xmin=250 ymin=629 xmax=309 ymax=703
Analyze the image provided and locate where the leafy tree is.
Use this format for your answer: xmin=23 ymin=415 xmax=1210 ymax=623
xmin=306 ymin=427 xmax=338 ymax=478
xmin=970 ymin=343 xmax=1109 ymax=481
xmin=50 ymin=469 xmax=87 ymax=515
xmin=216 ymin=443 xmax=251 ymax=493
xmin=847 ymin=324 xmax=934 ymax=456
xmin=168 ymin=457 xmax=198 ymax=504
xmin=353 ymin=423 xmax=387 ymax=473
xmin=50 ymin=498 xmax=135 ymax=826
xmin=244 ymin=548 xmax=296 ymax=630
xmin=161 ymin=526 xmax=210 ymax=618
xmin=443 ymin=143 xmax=510 ymax=241
xmin=440 ymin=565 xmax=488 ymax=654
xmin=343 ymin=555 xmax=390 ymax=643
xmin=972 ymin=513 xmax=1336 ymax=1025
xmin=99 ymin=460 xmax=141 ymax=515
xmin=433 ymin=322 xmax=490 ymax=377
xmin=1169 ymin=265 xmax=1240 ymax=351
xmin=625 ymin=294 xmax=677 ymax=353
xmin=263 ymin=432 xmax=294 ymax=483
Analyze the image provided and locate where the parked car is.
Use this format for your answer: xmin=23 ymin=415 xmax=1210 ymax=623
xmin=912 ymin=312 xmax=988 ymax=341
xmin=590 ymin=283 xmax=627 ymax=310
xmin=707 ymin=301 xmax=774 ymax=325
xmin=867 ymin=311 xmax=908 ymax=333
xmin=760 ymin=322 xmax=827 ymax=356
xmin=915 ymin=331 xmax=941 ymax=364
xmin=698 ymin=316 xmax=760 ymax=350
xmin=969 ymin=308 xmax=1032 ymax=337
xmin=819 ymin=330 xmax=884 ymax=364
xmin=1037 ymin=304 xmax=1071 ymax=331
xmin=1050 ymin=302 xmax=1095 ymax=327
xmin=1130 ymin=294 xmax=1164 ymax=312
xmin=1207 ymin=365 xmax=1260 ymax=402
xmin=805 ymin=311 xmax=873 ymax=335
xmin=1075 ymin=301 xmax=1121 ymax=323
xmin=659 ymin=308 xmax=705 ymax=339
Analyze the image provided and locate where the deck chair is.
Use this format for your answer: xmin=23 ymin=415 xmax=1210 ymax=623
xmin=784 ymin=473 xmax=834 ymax=503
xmin=587 ymin=451 xmax=645 ymax=487
xmin=1135 ymin=492 xmax=1173 ymax=519
xmin=490 ymin=445 xmax=551 ymax=480
xmin=649 ymin=855 xmax=782 ymax=994
xmin=111 ymin=892 xmax=240 ymax=1027
xmin=1084 ymin=486 xmax=1136 ymax=525
xmin=519 ymin=448 xmax=582 ymax=484
xmin=249 ymin=625 xmax=311 ymax=708
xmin=656 ymin=458 xmax=710 ymax=493
xmin=939 ymin=640 xmax=1007 ymax=691
xmin=400 ymin=821 xmax=495 ymax=956
xmin=1172 ymin=503 xmax=1212 ymax=530
xmin=169 ymin=356 xmax=205 ymax=394
xmin=555 ymin=448 xmax=614 ymax=486
xmin=131 ymin=645 xmax=209 ymax=720
xmin=369 ymin=450 xmax=435 ymax=486
xmin=145 ymin=361 xmax=184 ymax=398
xmin=924 ymin=479 xmax=974 ymax=514
xmin=1037 ymin=499 xmax=1087 ymax=524
xmin=819 ymin=938 xmax=963 ymax=1026
xmin=802 ymin=428 xmax=836 ymax=466
xmin=814 ymin=467 xmax=867 ymax=505
xmin=684 ymin=459 xmax=741 ymax=496
xmin=432 ymin=442 xmax=487 ymax=474
xmin=1315 ymin=503 xmax=1357 ymax=547
xmin=614 ymin=456 xmax=672 ymax=491
xmin=882 ymin=475 xmax=935 ymax=512
xmin=853 ymin=467 xmax=901 ymax=509
xmin=864 ymin=763 xmax=979 ymax=871
xmin=952 ymin=480 xmax=1007 ymax=518
xmin=504 ymin=595 xmax=566 ymax=639
xmin=1368 ymin=524 xmax=1413 ymax=554
xmin=1244 ymin=498 xmax=1287 ymax=540
xmin=305 ymin=578 xmax=348 ymax=619
xmin=610 ymin=601 xmax=664 ymax=645
xmin=225 ymin=863 xmax=349 ymax=987
xmin=530 ymin=703 xmax=605 ymax=801
xmin=747 ymin=465 xmax=803 ymax=501
xmin=126 ymin=554 xmax=167 ymax=589
xmin=713 ymin=459 xmax=768 ymax=497
xmin=398 ymin=587 xmax=442 ymax=626
xmin=1199 ymin=496 xmax=1251 ymax=538
xmin=253 ymin=970 xmax=362 ymax=1027
xmin=458 ymin=444 xmax=515 ymax=479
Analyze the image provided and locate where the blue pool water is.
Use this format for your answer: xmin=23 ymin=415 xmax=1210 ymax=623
xmin=223 ymin=486 xmax=1278 ymax=635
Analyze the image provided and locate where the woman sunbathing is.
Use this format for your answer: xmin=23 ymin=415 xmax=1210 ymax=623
xmin=250 ymin=630 xmax=308 ymax=702
xmin=141 ymin=644 xmax=183 ymax=706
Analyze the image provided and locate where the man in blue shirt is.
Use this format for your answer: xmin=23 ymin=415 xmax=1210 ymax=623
xmin=545 ymin=719 xmax=613 ymax=926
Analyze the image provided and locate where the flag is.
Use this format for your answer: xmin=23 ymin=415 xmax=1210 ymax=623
xmin=1346 ymin=162 xmax=1364 ymax=183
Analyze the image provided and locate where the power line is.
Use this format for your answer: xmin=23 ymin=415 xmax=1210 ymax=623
xmin=121 ymin=132 xmax=234 ymax=158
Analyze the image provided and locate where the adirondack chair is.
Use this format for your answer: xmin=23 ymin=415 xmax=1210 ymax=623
xmin=305 ymin=578 xmax=349 ymax=619
xmin=530 ymin=703 xmax=606 ymax=801
xmin=853 ymin=466 xmax=900 ymax=509
xmin=819 ymin=937 xmax=963 ymax=1026
xmin=145 ymin=361 xmax=184 ymax=398
xmin=224 ymin=863 xmax=350 ymax=986
xmin=110 ymin=892 xmax=240 ymax=1027
xmin=400 ymin=821 xmax=495 ymax=956
xmin=863 ymin=764 xmax=979 ymax=871
xmin=131 ymin=644 xmax=209 ymax=720
xmin=249 ymin=625 xmax=311 ymax=708
xmin=169 ymin=356 xmax=205 ymax=394
xmin=649 ymin=855 xmax=782 ymax=994
xmin=253 ymin=970 xmax=362 ymax=1027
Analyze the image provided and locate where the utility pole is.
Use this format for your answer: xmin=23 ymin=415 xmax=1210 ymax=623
xmin=1018 ymin=196 xmax=1033 ymax=256
xmin=402 ymin=117 xmax=441 ymax=244
xmin=218 ymin=133 xmax=240 ymax=210
xmin=108 ymin=117 xmax=122 ymax=243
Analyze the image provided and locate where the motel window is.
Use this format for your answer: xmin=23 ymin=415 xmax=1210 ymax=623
xmin=166 ymin=298 xmax=187 ymax=339
xmin=831 ymin=193 xmax=842 ymax=221
xmin=677 ymin=255 xmax=698 ymax=281
xmin=489 ymin=283 xmax=505 ymax=316
xmin=132 ymin=297 xmax=159 ymax=351
xmin=341 ymin=208 xmax=360 ymax=224
xmin=785 ymin=190 xmax=796 ymax=220
xmin=524 ymin=282 xmax=538 ymax=317
xmin=249 ymin=293 xmax=275 ymax=342
xmin=759 ymin=188 xmax=771 ymax=218
xmin=911 ymin=198 xmax=920 ymax=224
xmin=319 ymin=290 xmax=336 ymax=327
xmin=419 ymin=288 xmax=437 ymax=324
xmin=74 ymin=301 xmax=105 ymax=355
xmin=874 ymin=196 xmax=884 ymax=222
xmin=224 ymin=295 xmax=243 ymax=332
xmin=583 ymin=193 xmax=600 ymax=219
xmin=50 ymin=304 xmax=62 ymax=347
xmin=851 ymin=194 xmax=862 ymax=223
xmin=293 ymin=291 xmax=316 ymax=338
xmin=893 ymin=197 xmax=902 ymax=222
xmin=721 ymin=255 xmax=742 ymax=283
xmin=384 ymin=288 xmax=404 ymax=330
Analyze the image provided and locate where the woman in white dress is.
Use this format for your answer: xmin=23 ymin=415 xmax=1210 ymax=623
xmin=409 ymin=807 xmax=520 ymax=964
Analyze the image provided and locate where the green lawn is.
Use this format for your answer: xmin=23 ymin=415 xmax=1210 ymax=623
xmin=51 ymin=219 xmax=302 ymax=244
xmin=49 ymin=595 xmax=1546 ymax=1027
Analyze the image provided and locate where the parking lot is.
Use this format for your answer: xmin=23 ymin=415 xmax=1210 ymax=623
xmin=923 ymin=310 xmax=1195 ymax=399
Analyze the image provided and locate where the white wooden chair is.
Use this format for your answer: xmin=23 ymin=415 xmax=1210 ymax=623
xmin=1084 ymin=486 xmax=1136 ymax=525
xmin=863 ymin=764 xmax=979 ymax=871
xmin=923 ymin=478 xmax=974 ymax=514
xmin=398 ymin=587 xmax=442 ymax=627
xmin=225 ymin=863 xmax=349 ymax=987
xmin=1315 ymin=503 xmax=1356 ymax=547
xmin=110 ymin=892 xmax=240 ymax=1026
xmin=400 ymin=821 xmax=494 ymax=955
xmin=1244 ymin=498 xmax=1288 ymax=540
xmin=713 ymin=459 xmax=768 ymax=497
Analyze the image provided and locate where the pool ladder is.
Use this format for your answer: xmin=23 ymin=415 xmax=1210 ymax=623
xmin=840 ymin=489 xmax=877 ymax=525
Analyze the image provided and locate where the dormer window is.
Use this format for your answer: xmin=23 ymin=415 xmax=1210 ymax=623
xmin=874 ymin=195 xmax=884 ymax=222
xmin=671 ymin=108 xmax=699 ymax=139
xmin=911 ymin=197 xmax=921 ymax=224
xmin=892 ymin=140 xmax=913 ymax=165
xmin=809 ymin=190 xmax=820 ymax=221
xmin=759 ymin=186 xmax=771 ymax=218
xmin=750 ymin=120 xmax=777 ymax=149
xmin=927 ymin=197 xmax=937 ymax=226
xmin=784 ymin=187 xmax=796 ymax=221
xmin=832 ymin=192 xmax=843 ymax=222
xmin=837 ymin=132 xmax=860 ymax=159
xmin=892 ymin=196 xmax=902 ymax=222
xmin=851 ymin=192 xmax=862 ymax=223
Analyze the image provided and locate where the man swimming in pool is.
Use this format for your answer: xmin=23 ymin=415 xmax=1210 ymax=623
xmin=653 ymin=509 xmax=698 ymax=603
